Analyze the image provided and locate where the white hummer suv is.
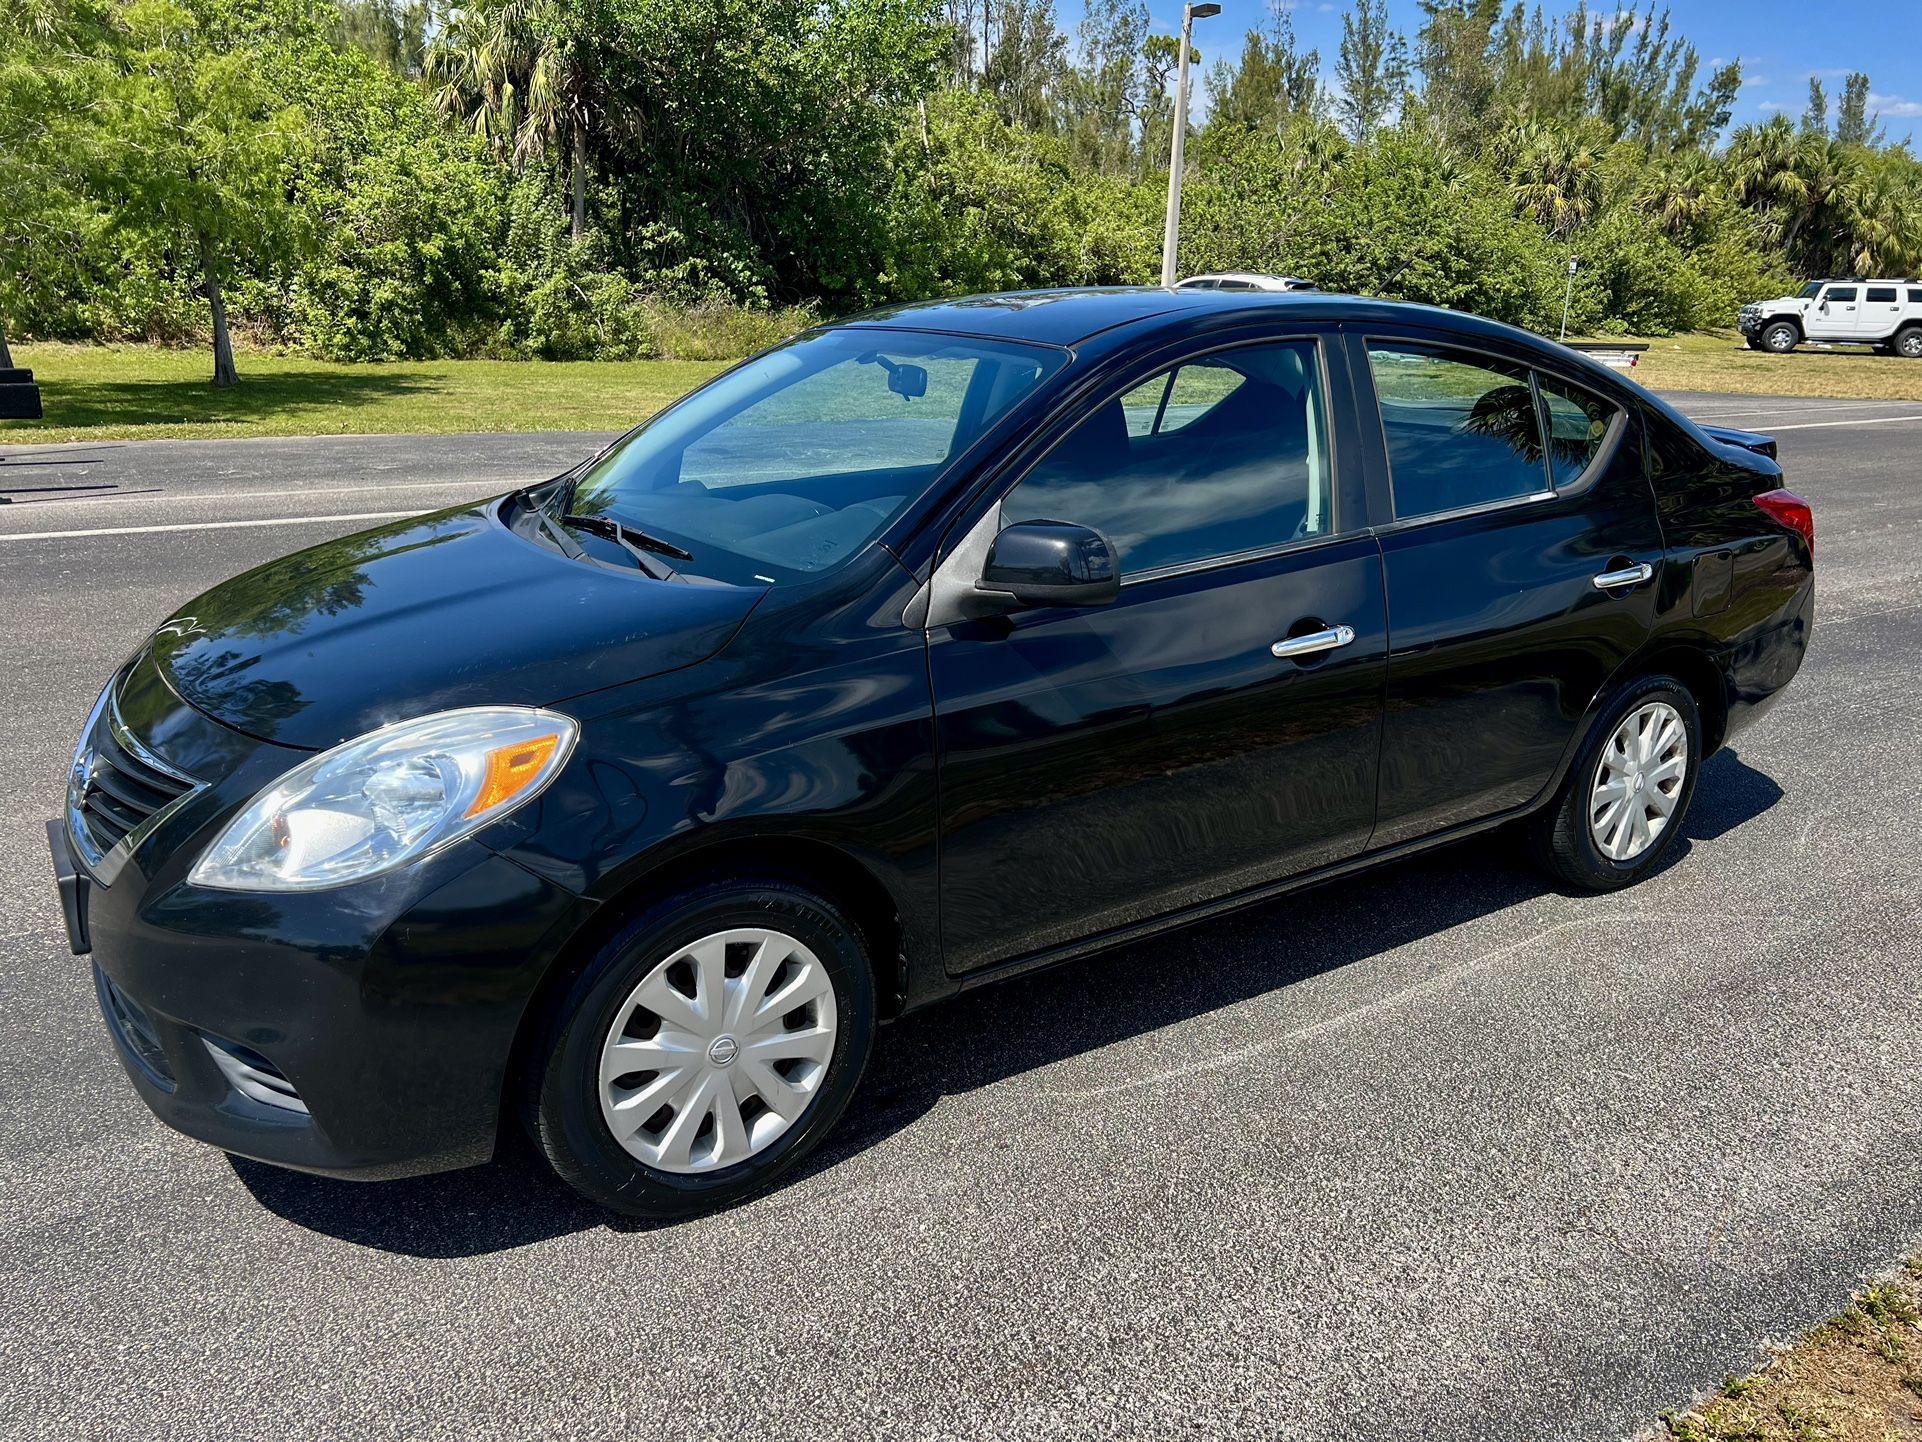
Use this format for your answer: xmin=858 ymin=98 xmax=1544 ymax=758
xmin=1739 ymin=279 xmax=1922 ymax=357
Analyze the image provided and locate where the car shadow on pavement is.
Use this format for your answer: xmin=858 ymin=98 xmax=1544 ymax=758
xmin=233 ymin=746 xmax=1785 ymax=1257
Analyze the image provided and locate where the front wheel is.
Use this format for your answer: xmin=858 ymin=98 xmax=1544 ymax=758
xmin=1762 ymin=321 xmax=1799 ymax=354
xmin=528 ymin=876 xmax=877 ymax=1218
xmin=1531 ymin=677 xmax=1702 ymax=892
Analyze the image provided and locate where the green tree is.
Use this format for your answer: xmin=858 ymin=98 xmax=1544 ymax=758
xmin=425 ymin=0 xmax=607 ymax=242
xmin=94 ymin=0 xmax=310 ymax=385
xmin=1061 ymin=0 xmax=1148 ymax=174
xmin=0 ymin=0 xmax=110 ymax=368
xmin=1334 ymin=0 xmax=1409 ymax=141
xmin=1207 ymin=5 xmax=1320 ymax=135
xmin=1801 ymin=76 xmax=1827 ymax=135
xmin=1503 ymin=119 xmax=1605 ymax=240
xmin=1413 ymin=0 xmax=1500 ymax=145
xmin=1835 ymin=72 xmax=1883 ymax=149
xmin=979 ymin=0 xmax=1068 ymax=132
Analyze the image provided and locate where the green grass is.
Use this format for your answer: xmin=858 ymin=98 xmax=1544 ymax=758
xmin=2 ymin=344 xmax=728 ymax=442
xmin=1658 ymin=1261 xmax=1922 ymax=1442
xmin=7 ymin=329 xmax=1922 ymax=444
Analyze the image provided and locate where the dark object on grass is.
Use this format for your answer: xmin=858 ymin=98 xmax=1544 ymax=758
xmin=0 ymin=368 xmax=43 ymax=420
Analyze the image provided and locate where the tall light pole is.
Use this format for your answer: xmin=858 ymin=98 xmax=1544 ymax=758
xmin=1159 ymin=1 xmax=1220 ymax=288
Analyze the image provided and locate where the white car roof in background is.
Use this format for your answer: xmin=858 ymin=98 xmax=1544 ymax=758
xmin=1176 ymin=272 xmax=1317 ymax=291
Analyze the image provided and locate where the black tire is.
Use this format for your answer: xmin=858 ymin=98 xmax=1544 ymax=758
xmin=1762 ymin=321 xmax=1799 ymax=354
xmin=1743 ymin=336 xmax=1763 ymax=350
xmin=1531 ymin=676 xmax=1702 ymax=893
xmin=1896 ymin=325 xmax=1922 ymax=359
xmin=528 ymin=875 xmax=877 ymax=1219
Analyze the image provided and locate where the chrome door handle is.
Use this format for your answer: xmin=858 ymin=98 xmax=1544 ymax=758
xmin=1591 ymin=562 xmax=1654 ymax=590
xmin=1271 ymin=624 xmax=1355 ymax=659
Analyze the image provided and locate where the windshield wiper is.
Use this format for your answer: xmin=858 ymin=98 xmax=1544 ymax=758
xmin=560 ymin=513 xmax=691 ymax=580
xmin=563 ymin=514 xmax=693 ymax=562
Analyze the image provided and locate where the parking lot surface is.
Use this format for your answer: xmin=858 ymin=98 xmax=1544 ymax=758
xmin=2 ymin=392 xmax=1918 ymax=1441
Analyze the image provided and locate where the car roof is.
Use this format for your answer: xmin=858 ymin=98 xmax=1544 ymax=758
xmin=836 ymin=285 xmax=1534 ymax=351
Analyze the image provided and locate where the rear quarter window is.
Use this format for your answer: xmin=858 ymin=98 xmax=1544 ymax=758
xmin=1867 ymin=287 xmax=1898 ymax=303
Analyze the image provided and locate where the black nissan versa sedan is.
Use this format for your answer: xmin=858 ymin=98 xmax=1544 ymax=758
xmin=48 ymin=287 xmax=1814 ymax=1218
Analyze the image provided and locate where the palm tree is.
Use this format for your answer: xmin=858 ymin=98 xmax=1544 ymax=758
xmin=1723 ymin=114 xmax=1808 ymax=246
xmin=1779 ymin=130 xmax=1859 ymax=269
xmin=1638 ymin=150 xmax=1717 ymax=242
xmin=1504 ymin=120 xmax=1603 ymax=241
xmin=425 ymin=0 xmax=598 ymax=241
xmin=1844 ymin=158 xmax=1922 ymax=278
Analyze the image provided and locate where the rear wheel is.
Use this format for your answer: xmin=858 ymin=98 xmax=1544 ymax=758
xmin=528 ymin=875 xmax=876 ymax=1218
xmin=1762 ymin=321 xmax=1799 ymax=354
xmin=1896 ymin=325 xmax=1922 ymax=359
xmin=1531 ymin=677 xmax=1701 ymax=892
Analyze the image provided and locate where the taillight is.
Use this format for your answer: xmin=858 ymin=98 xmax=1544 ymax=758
xmin=1754 ymin=488 xmax=1813 ymax=554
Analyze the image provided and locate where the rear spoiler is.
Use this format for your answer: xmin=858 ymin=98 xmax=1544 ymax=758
xmin=1699 ymin=423 xmax=1779 ymax=461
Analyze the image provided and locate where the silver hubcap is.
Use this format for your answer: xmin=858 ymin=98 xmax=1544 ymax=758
xmin=598 ymin=927 xmax=838 ymax=1175
xmin=1590 ymin=701 xmax=1687 ymax=862
xmin=1768 ymin=330 xmax=1793 ymax=351
xmin=1902 ymin=333 xmax=1922 ymax=357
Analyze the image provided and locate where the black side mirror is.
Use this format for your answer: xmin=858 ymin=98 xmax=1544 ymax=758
xmin=979 ymin=520 xmax=1119 ymax=608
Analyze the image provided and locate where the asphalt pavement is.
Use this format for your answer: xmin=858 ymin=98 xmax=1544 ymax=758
xmin=1 ymin=392 xmax=1918 ymax=1441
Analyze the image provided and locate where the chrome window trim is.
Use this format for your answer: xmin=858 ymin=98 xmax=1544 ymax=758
xmin=1368 ymin=486 xmax=1558 ymax=537
xmin=1118 ymin=527 xmax=1359 ymax=587
xmin=66 ymin=673 xmax=207 ymax=888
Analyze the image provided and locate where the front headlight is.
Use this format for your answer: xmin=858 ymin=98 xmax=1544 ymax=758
xmin=189 ymin=707 xmax=578 ymax=892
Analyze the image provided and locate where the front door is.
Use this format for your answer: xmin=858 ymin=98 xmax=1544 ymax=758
xmin=927 ymin=336 xmax=1387 ymax=973
xmin=1807 ymin=283 xmax=1861 ymax=341
xmin=1353 ymin=335 xmax=1664 ymax=844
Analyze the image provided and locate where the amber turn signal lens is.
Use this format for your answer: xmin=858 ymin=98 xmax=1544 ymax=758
xmin=464 ymin=733 xmax=562 ymax=818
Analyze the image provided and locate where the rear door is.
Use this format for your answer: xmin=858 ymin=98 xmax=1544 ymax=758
xmin=1350 ymin=332 xmax=1663 ymax=845
xmin=1864 ymin=285 xmax=1903 ymax=339
xmin=927 ymin=331 xmax=1387 ymax=972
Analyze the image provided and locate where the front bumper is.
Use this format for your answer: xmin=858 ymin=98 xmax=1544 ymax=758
xmin=1736 ymin=308 xmax=1764 ymax=336
xmin=53 ymin=658 xmax=596 ymax=1181
xmin=73 ymin=829 xmax=591 ymax=1179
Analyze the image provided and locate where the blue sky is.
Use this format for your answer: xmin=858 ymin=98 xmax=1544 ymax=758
xmin=1060 ymin=0 xmax=1921 ymax=147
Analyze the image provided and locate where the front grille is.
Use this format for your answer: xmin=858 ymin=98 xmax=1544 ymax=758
xmin=201 ymin=1036 xmax=309 ymax=1114
xmin=69 ymin=683 xmax=199 ymax=870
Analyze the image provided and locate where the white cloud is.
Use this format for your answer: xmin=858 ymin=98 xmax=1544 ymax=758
xmin=1869 ymin=92 xmax=1922 ymax=118
xmin=1757 ymin=102 xmax=1783 ymax=113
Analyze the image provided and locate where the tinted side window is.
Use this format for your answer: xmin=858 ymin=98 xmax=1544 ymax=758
xmin=1823 ymin=286 xmax=1858 ymax=302
xmin=1910 ymin=289 xmax=1922 ymax=303
xmin=1003 ymin=341 xmax=1332 ymax=575
xmin=1538 ymin=375 xmax=1619 ymax=488
xmin=1868 ymin=287 xmax=1899 ymax=303
xmin=1367 ymin=344 xmax=1547 ymax=519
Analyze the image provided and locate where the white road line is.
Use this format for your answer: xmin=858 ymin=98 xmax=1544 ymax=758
xmin=6 ymin=478 xmax=506 ymax=508
xmin=1765 ymin=414 xmax=1922 ymax=431
xmin=0 ymin=511 xmax=418 ymax=542
xmin=1686 ymin=401 xmax=1917 ymax=420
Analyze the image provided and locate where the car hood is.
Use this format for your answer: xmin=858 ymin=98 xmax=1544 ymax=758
xmin=148 ymin=502 xmax=764 ymax=750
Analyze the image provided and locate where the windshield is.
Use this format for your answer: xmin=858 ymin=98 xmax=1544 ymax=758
xmin=1799 ymin=282 xmax=1822 ymax=299
xmin=568 ymin=328 xmax=1066 ymax=584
